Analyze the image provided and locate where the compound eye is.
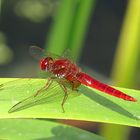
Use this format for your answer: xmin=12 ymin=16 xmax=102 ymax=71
xmin=40 ymin=59 xmax=47 ymax=70
xmin=40 ymin=57 xmax=53 ymax=71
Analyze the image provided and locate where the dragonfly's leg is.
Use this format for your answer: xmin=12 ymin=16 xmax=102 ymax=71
xmin=58 ymin=82 xmax=68 ymax=113
xmin=34 ymin=78 xmax=53 ymax=97
xmin=71 ymin=80 xmax=81 ymax=91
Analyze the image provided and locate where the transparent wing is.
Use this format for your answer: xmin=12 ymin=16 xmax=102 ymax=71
xmin=8 ymin=82 xmax=58 ymax=113
xmin=7 ymin=80 xmax=79 ymax=113
xmin=0 ymin=79 xmax=43 ymax=101
xmin=30 ymin=46 xmax=75 ymax=62
xmin=29 ymin=46 xmax=46 ymax=60
xmin=29 ymin=46 xmax=60 ymax=60
xmin=61 ymin=48 xmax=75 ymax=62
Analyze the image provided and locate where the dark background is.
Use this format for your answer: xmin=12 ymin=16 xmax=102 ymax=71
xmin=1 ymin=0 xmax=127 ymax=77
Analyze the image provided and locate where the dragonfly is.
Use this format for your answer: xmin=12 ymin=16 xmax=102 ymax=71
xmin=7 ymin=46 xmax=137 ymax=113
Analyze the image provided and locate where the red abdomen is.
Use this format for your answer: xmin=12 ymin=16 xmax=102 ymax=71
xmin=76 ymin=72 xmax=137 ymax=102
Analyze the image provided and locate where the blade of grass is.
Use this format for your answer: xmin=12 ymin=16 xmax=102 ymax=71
xmin=46 ymin=0 xmax=77 ymax=54
xmin=45 ymin=0 xmax=96 ymax=61
xmin=68 ymin=0 xmax=96 ymax=61
xmin=100 ymin=0 xmax=140 ymax=140
xmin=111 ymin=0 xmax=140 ymax=88
xmin=0 ymin=78 xmax=140 ymax=127
xmin=0 ymin=119 xmax=105 ymax=140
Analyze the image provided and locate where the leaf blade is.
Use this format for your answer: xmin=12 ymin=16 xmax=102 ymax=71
xmin=0 ymin=119 xmax=105 ymax=140
xmin=0 ymin=78 xmax=140 ymax=127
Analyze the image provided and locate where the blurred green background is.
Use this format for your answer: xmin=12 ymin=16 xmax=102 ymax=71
xmin=0 ymin=0 xmax=140 ymax=140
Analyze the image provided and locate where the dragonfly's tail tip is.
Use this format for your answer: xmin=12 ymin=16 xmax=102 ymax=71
xmin=128 ymin=97 xmax=137 ymax=102
xmin=132 ymin=98 xmax=137 ymax=102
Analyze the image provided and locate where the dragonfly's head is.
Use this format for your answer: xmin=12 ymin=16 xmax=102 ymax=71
xmin=40 ymin=57 xmax=54 ymax=71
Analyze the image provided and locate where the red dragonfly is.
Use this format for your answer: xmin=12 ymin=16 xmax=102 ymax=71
xmin=8 ymin=46 xmax=137 ymax=113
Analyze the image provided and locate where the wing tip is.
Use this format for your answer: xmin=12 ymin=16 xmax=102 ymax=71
xmin=8 ymin=108 xmax=15 ymax=113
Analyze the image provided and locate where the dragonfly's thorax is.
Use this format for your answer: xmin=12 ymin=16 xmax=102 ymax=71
xmin=52 ymin=59 xmax=80 ymax=80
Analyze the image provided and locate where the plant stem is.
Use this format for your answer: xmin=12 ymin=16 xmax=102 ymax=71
xmin=45 ymin=0 xmax=96 ymax=61
xmin=68 ymin=0 xmax=96 ymax=61
xmin=45 ymin=0 xmax=78 ymax=55
xmin=100 ymin=0 xmax=140 ymax=140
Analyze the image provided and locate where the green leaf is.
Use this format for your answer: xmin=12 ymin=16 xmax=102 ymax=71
xmin=0 ymin=119 xmax=104 ymax=140
xmin=0 ymin=78 xmax=140 ymax=127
